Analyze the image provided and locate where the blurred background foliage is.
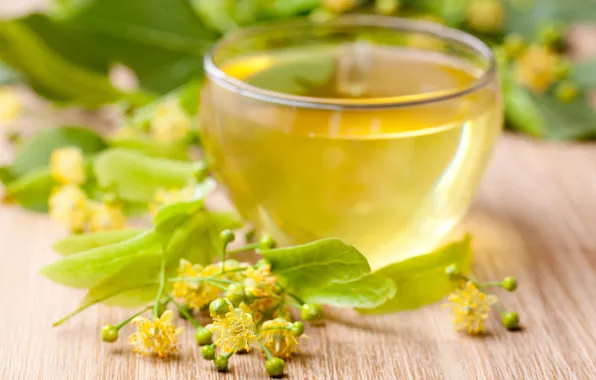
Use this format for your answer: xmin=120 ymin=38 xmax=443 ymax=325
xmin=0 ymin=0 xmax=596 ymax=139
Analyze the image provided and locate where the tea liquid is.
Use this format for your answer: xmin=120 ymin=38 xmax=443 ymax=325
xmin=201 ymin=44 xmax=501 ymax=269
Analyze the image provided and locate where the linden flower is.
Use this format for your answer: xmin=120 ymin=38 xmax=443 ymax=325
xmin=48 ymin=185 xmax=89 ymax=232
xmin=150 ymin=100 xmax=191 ymax=143
xmin=207 ymin=306 xmax=259 ymax=353
xmin=0 ymin=87 xmax=21 ymax=123
xmin=259 ymin=319 xmax=300 ymax=358
xmin=173 ymin=260 xmax=247 ymax=311
xmin=88 ymin=202 xmax=126 ymax=231
xmin=50 ymin=146 xmax=87 ymax=185
xmin=324 ymin=0 xmax=356 ymax=13
xmin=243 ymin=264 xmax=278 ymax=297
xmin=445 ymin=281 xmax=498 ymax=335
xmin=149 ymin=186 xmax=195 ymax=216
xmin=514 ymin=45 xmax=559 ymax=93
xmin=129 ymin=310 xmax=183 ymax=358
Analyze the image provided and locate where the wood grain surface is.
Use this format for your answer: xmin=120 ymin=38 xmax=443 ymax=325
xmin=1 ymin=1 xmax=596 ymax=379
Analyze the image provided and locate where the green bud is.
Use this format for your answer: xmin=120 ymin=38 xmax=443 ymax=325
xmin=291 ymin=321 xmax=305 ymax=337
xmin=214 ymin=355 xmax=229 ymax=372
xmin=444 ymin=264 xmax=461 ymax=279
xmin=375 ymin=0 xmax=400 ymax=15
xmin=502 ymin=276 xmax=518 ymax=292
xmin=300 ymin=303 xmax=323 ymax=322
xmin=502 ymin=312 xmax=520 ymax=330
xmin=200 ymin=345 xmax=215 ymax=360
xmin=195 ymin=326 xmax=212 ymax=346
xmin=101 ymin=324 xmax=119 ymax=343
xmin=254 ymin=258 xmax=268 ymax=268
xmin=503 ymin=33 xmax=525 ymax=58
xmin=265 ymin=357 xmax=285 ymax=377
xmin=210 ymin=298 xmax=232 ymax=318
xmin=225 ymin=284 xmax=246 ymax=307
xmin=220 ymin=229 xmax=235 ymax=245
xmin=259 ymin=234 xmax=276 ymax=249
xmin=245 ymin=229 xmax=257 ymax=243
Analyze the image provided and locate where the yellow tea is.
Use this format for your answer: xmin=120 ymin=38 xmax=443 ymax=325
xmin=201 ymin=43 xmax=501 ymax=270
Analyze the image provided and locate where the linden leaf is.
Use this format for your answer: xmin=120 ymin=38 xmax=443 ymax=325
xmin=93 ymin=148 xmax=199 ymax=203
xmin=52 ymin=228 xmax=148 ymax=256
xmin=2 ymin=166 xmax=55 ymax=212
xmin=107 ymin=134 xmax=190 ymax=160
xmin=301 ymin=273 xmax=396 ymax=309
xmin=9 ymin=126 xmax=107 ymax=178
xmin=40 ymin=231 xmax=161 ymax=288
xmin=261 ymin=238 xmax=370 ymax=293
xmin=357 ymin=235 xmax=472 ymax=315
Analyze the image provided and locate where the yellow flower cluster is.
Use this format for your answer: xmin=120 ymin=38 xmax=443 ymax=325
xmin=259 ymin=318 xmax=300 ymax=358
xmin=129 ymin=310 xmax=183 ymax=358
xmin=514 ymin=45 xmax=560 ymax=94
xmin=207 ymin=305 xmax=259 ymax=354
xmin=48 ymin=147 xmax=126 ymax=232
xmin=243 ymin=264 xmax=286 ymax=321
xmin=445 ymin=281 xmax=498 ymax=335
xmin=150 ymin=100 xmax=191 ymax=143
xmin=173 ymin=259 xmax=248 ymax=311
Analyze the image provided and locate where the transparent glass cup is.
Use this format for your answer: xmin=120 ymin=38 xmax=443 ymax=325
xmin=200 ymin=16 xmax=502 ymax=270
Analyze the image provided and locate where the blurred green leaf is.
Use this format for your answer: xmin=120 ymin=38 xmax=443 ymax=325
xmin=107 ymin=134 xmax=190 ymax=160
xmin=59 ymin=0 xmax=218 ymax=93
xmin=573 ymin=59 xmax=596 ymax=89
xmin=3 ymin=167 xmax=55 ymax=212
xmin=9 ymin=126 xmax=107 ymax=178
xmin=52 ymin=228 xmax=148 ymax=256
xmin=93 ymin=148 xmax=199 ymax=203
xmin=0 ymin=61 xmax=21 ymax=85
xmin=0 ymin=16 xmax=123 ymax=106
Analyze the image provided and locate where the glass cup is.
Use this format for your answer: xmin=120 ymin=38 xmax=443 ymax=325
xmin=200 ymin=15 xmax=502 ymax=270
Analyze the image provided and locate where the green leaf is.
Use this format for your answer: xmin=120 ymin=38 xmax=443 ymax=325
xmin=261 ymin=238 xmax=370 ymax=293
xmin=93 ymin=148 xmax=199 ymax=202
xmin=505 ymin=0 xmax=596 ymax=38
xmin=9 ymin=126 xmax=107 ymax=178
xmin=530 ymin=93 xmax=596 ymax=140
xmin=573 ymin=59 xmax=596 ymax=89
xmin=60 ymin=0 xmax=218 ymax=93
xmin=301 ymin=273 xmax=396 ymax=309
xmin=40 ymin=231 xmax=161 ymax=288
xmin=3 ymin=167 xmax=55 ymax=212
xmin=0 ymin=16 xmax=123 ymax=106
xmin=357 ymin=235 xmax=472 ymax=315
xmin=52 ymin=228 xmax=148 ymax=256
xmin=107 ymin=134 xmax=190 ymax=160
xmin=503 ymin=75 xmax=545 ymax=137
xmin=244 ymin=53 xmax=335 ymax=95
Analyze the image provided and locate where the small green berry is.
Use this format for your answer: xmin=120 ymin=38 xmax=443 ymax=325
xmin=200 ymin=345 xmax=215 ymax=360
xmin=220 ymin=229 xmax=235 ymax=245
xmin=101 ymin=324 xmax=119 ymax=343
xmin=291 ymin=321 xmax=305 ymax=337
xmin=225 ymin=284 xmax=245 ymax=307
xmin=503 ymin=33 xmax=525 ymax=58
xmin=210 ymin=298 xmax=232 ymax=318
xmin=244 ymin=291 xmax=256 ymax=305
xmin=214 ymin=355 xmax=229 ymax=372
xmin=265 ymin=357 xmax=285 ymax=377
xmin=300 ymin=303 xmax=323 ymax=322
xmin=502 ymin=312 xmax=520 ymax=330
xmin=245 ymin=229 xmax=257 ymax=243
xmin=444 ymin=264 xmax=461 ymax=279
xmin=195 ymin=326 xmax=212 ymax=345
xmin=259 ymin=234 xmax=276 ymax=249
xmin=502 ymin=276 xmax=518 ymax=292
xmin=375 ymin=0 xmax=400 ymax=15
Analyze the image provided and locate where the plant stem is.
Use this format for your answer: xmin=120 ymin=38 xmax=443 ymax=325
xmin=259 ymin=339 xmax=274 ymax=360
xmin=115 ymin=305 xmax=152 ymax=330
xmin=153 ymin=256 xmax=167 ymax=318
xmin=477 ymin=281 xmax=504 ymax=289
xmin=172 ymin=300 xmax=201 ymax=328
xmin=493 ymin=303 xmax=506 ymax=316
xmin=288 ymin=292 xmax=305 ymax=305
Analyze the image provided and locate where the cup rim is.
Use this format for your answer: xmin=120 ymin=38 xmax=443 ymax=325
xmin=204 ymin=15 xmax=497 ymax=110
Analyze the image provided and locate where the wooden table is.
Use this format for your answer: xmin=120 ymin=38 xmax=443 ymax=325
xmin=2 ymin=2 xmax=596 ymax=379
